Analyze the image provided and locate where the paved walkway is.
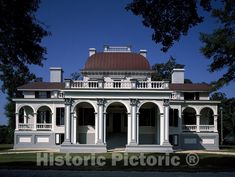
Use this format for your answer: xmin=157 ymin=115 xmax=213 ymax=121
xmin=0 ymin=169 xmax=234 ymax=177
xmin=175 ymin=150 xmax=235 ymax=156
xmin=1 ymin=149 xmax=235 ymax=156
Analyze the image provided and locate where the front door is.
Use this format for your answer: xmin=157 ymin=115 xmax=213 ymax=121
xmin=113 ymin=113 xmax=121 ymax=133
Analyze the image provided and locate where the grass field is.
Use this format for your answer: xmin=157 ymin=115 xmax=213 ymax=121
xmin=0 ymin=144 xmax=235 ymax=171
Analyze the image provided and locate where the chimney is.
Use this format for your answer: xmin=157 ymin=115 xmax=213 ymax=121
xmin=89 ymin=48 xmax=96 ymax=56
xmin=140 ymin=49 xmax=147 ymax=58
xmin=171 ymin=68 xmax=185 ymax=83
xmin=50 ymin=67 xmax=63 ymax=83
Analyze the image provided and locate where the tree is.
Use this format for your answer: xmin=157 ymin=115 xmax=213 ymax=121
xmin=0 ymin=0 xmax=49 ymax=141
xmin=211 ymin=92 xmax=235 ymax=144
xmin=200 ymin=0 xmax=235 ymax=90
xmin=70 ymin=72 xmax=82 ymax=80
xmin=151 ymin=56 xmax=191 ymax=82
xmin=126 ymin=0 xmax=235 ymax=89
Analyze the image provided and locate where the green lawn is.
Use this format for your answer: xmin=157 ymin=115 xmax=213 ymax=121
xmin=0 ymin=144 xmax=13 ymax=151
xmin=0 ymin=152 xmax=235 ymax=171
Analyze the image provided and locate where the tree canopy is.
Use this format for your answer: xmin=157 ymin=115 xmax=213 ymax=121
xmin=151 ymin=56 xmax=192 ymax=83
xmin=126 ymin=0 xmax=235 ymax=89
xmin=0 ymin=0 xmax=49 ymax=140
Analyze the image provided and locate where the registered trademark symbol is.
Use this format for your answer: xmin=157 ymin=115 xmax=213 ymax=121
xmin=186 ymin=153 xmax=199 ymax=166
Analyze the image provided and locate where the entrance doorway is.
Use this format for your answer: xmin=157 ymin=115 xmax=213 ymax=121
xmin=113 ymin=113 xmax=121 ymax=133
xmin=106 ymin=102 xmax=127 ymax=150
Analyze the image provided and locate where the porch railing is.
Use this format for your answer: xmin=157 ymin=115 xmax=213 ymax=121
xmin=182 ymin=125 xmax=215 ymax=132
xmin=199 ymin=125 xmax=215 ymax=132
xmin=182 ymin=125 xmax=197 ymax=132
xmin=36 ymin=123 xmax=52 ymax=130
xmin=18 ymin=123 xmax=34 ymax=130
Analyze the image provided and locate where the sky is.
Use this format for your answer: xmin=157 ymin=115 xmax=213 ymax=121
xmin=0 ymin=0 xmax=234 ymax=125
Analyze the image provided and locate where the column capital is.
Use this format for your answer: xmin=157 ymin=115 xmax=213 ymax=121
xmin=130 ymin=99 xmax=139 ymax=106
xmin=97 ymin=98 xmax=105 ymax=105
xmin=64 ymin=98 xmax=73 ymax=105
xmin=163 ymin=99 xmax=170 ymax=106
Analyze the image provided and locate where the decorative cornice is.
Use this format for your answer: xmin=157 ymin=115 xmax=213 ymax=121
xmin=130 ymin=99 xmax=139 ymax=106
xmin=97 ymin=98 xmax=105 ymax=105
xmin=163 ymin=99 xmax=170 ymax=106
xmin=64 ymin=98 xmax=73 ymax=105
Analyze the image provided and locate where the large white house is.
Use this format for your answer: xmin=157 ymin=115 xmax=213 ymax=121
xmin=13 ymin=46 xmax=220 ymax=152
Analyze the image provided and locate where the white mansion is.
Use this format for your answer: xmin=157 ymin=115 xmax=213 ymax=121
xmin=14 ymin=46 xmax=219 ymax=152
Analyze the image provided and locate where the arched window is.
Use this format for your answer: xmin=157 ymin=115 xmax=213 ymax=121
xmin=183 ymin=107 xmax=196 ymax=125
xmin=200 ymin=108 xmax=214 ymax=125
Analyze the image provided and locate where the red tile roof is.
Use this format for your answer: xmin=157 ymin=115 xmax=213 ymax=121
xmin=169 ymin=83 xmax=211 ymax=91
xmin=18 ymin=82 xmax=65 ymax=90
xmin=83 ymin=52 xmax=151 ymax=70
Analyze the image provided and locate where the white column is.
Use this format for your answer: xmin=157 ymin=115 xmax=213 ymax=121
xmin=63 ymin=98 xmax=72 ymax=145
xmin=15 ymin=113 xmax=19 ymax=130
xmin=163 ymin=99 xmax=170 ymax=145
xmin=71 ymin=113 xmax=74 ymax=144
xmin=160 ymin=113 xmax=164 ymax=145
xmin=33 ymin=113 xmax=37 ymax=131
xmin=51 ymin=111 xmax=55 ymax=131
xmin=104 ymin=112 xmax=106 ymax=144
xmin=23 ymin=109 xmax=26 ymax=124
xmin=97 ymin=99 xmax=105 ymax=144
xmin=164 ymin=101 xmax=169 ymax=141
xmin=178 ymin=106 xmax=182 ymax=133
xmin=214 ymin=114 xmax=218 ymax=132
xmin=196 ymin=114 xmax=200 ymax=132
xmin=136 ymin=112 xmax=139 ymax=145
xmin=130 ymin=99 xmax=138 ymax=145
xmin=95 ymin=112 xmax=98 ymax=144
xmin=127 ymin=113 xmax=131 ymax=144
xmin=73 ymin=115 xmax=77 ymax=144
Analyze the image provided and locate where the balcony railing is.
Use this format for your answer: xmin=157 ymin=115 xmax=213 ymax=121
xmin=18 ymin=123 xmax=34 ymax=130
xmin=199 ymin=125 xmax=215 ymax=132
xmin=182 ymin=125 xmax=215 ymax=132
xmin=182 ymin=125 xmax=197 ymax=132
xmin=70 ymin=80 xmax=169 ymax=89
xmin=18 ymin=123 xmax=52 ymax=131
xmin=36 ymin=123 xmax=52 ymax=130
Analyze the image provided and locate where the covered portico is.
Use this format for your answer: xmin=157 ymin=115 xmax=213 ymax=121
xmin=60 ymin=98 xmax=173 ymax=153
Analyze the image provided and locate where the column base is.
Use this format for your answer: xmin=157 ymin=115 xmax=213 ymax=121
xmin=60 ymin=144 xmax=107 ymax=153
xmin=127 ymin=141 xmax=137 ymax=146
xmin=61 ymin=139 xmax=71 ymax=145
xmin=162 ymin=140 xmax=172 ymax=146
xmin=96 ymin=139 xmax=105 ymax=145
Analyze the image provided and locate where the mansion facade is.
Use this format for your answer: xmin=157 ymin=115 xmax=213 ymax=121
xmin=13 ymin=46 xmax=219 ymax=152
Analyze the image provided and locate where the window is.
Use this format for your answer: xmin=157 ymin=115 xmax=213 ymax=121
xmin=37 ymin=110 xmax=51 ymax=123
xmin=78 ymin=108 xmax=95 ymax=126
xmin=184 ymin=92 xmax=194 ymax=100
xmin=184 ymin=92 xmax=200 ymax=100
xmin=139 ymin=108 xmax=155 ymax=126
xmin=55 ymin=133 xmax=64 ymax=145
xmin=35 ymin=91 xmax=51 ymax=98
xmin=169 ymin=109 xmax=178 ymax=127
xmin=56 ymin=108 xmax=64 ymax=126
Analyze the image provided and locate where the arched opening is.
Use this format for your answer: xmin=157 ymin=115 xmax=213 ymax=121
xmin=139 ymin=102 xmax=160 ymax=144
xmin=182 ymin=107 xmax=196 ymax=125
xmin=200 ymin=108 xmax=214 ymax=125
xmin=18 ymin=106 xmax=34 ymax=130
xmin=75 ymin=102 xmax=95 ymax=144
xmin=37 ymin=106 xmax=52 ymax=130
xmin=106 ymin=102 xmax=127 ymax=150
